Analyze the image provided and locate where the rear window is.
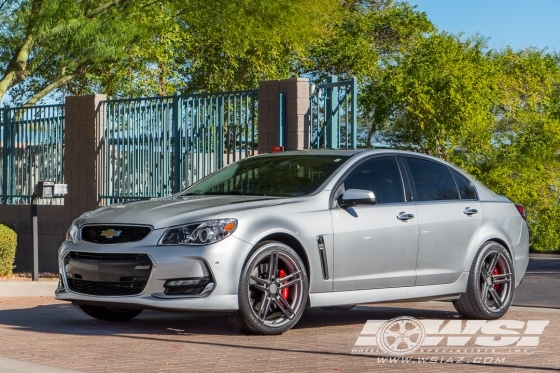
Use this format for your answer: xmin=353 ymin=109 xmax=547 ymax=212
xmin=405 ymin=157 xmax=460 ymax=201
xmin=450 ymin=169 xmax=478 ymax=200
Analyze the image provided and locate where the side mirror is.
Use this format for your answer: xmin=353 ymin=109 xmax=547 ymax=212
xmin=337 ymin=189 xmax=376 ymax=208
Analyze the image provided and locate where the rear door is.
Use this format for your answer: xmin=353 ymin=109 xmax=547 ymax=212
xmin=402 ymin=156 xmax=482 ymax=286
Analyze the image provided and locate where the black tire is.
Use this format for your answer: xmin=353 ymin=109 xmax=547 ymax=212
xmin=453 ymin=241 xmax=515 ymax=319
xmin=230 ymin=241 xmax=309 ymax=335
xmin=79 ymin=305 xmax=143 ymax=321
xmin=321 ymin=305 xmax=356 ymax=311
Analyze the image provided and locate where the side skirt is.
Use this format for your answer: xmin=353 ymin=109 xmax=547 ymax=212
xmin=308 ymin=272 xmax=469 ymax=308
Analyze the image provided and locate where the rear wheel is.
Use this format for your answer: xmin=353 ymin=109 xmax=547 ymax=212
xmin=453 ymin=242 xmax=515 ymax=319
xmin=79 ymin=305 xmax=143 ymax=321
xmin=230 ymin=241 xmax=308 ymax=335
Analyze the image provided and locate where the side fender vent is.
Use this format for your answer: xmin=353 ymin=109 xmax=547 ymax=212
xmin=317 ymin=235 xmax=329 ymax=280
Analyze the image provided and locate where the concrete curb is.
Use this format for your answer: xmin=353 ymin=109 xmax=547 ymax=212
xmin=0 ymin=281 xmax=57 ymax=297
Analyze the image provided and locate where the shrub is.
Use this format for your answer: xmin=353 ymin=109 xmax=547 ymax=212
xmin=0 ymin=224 xmax=17 ymax=276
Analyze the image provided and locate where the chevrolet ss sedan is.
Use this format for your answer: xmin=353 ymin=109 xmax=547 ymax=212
xmin=56 ymin=150 xmax=529 ymax=335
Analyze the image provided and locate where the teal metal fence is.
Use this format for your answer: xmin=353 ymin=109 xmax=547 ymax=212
xmin=0 ymin=105 xmax=65 ymax=204
xmin=309 ymin=76 xmax=358 ymax=149
xmin=98 ymin=90 xmax=258 ymax=204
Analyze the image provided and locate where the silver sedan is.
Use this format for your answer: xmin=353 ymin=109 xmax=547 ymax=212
xmin=56 ymin=150 xmax=529 ymax=334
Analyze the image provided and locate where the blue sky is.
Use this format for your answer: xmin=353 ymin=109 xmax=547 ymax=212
xmin=407 ymin=0 xmax=560 ymax=52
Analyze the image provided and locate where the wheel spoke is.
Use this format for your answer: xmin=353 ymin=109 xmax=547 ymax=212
xmin=398 ymin=320 xmax=407 ymax=334
xmin=389 ymin=337 xmax=403 ymax=349
xmin=385 ymin=331 xmax=401 ymax=338
xmin=487 ymin=253 xmax=499 ymax=276
xmin=405 ymin=326 xmax=421 ymax=337
xmin=492 ymin=273 xmax=512 ymax=284
xmin=250 ymin=275 xmax=269 ymax=286
xmin=481 ymin=282 xmax=490 ymax=304
xmin=278 ymin=277 xmax=302 ymax=290
xmin=403 ymin=337 xmax=416 ymax=349
xmin=274 ymin=296 xmax=295 ymax=319
xmin=258 ymin=295 xmax=272 ymax=322
xmin=489 ymin=288 xmax=504 ymax=309
xmin=278 ymin=270 xmax=301 ymax=283
xmin=268 ymin=252 xmax=278 ymax=281
xmin=250 ymin=282 xmax=268 ymax=293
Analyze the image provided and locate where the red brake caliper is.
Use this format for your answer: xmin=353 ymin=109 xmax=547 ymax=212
xmin=492 ymin=267 xmax=500 ymax=291
xmin=278 ymin=269 xmax=289 ymax=299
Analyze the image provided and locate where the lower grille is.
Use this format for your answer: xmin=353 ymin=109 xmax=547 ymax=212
xmin=64 ymin=251 xmax=152 ymax=296
xmin=67 ymin=279 xmax=146 ymax=296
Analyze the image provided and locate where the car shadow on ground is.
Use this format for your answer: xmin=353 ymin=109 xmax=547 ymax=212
xmin=0 ymin=302 xmax=460 ymax=337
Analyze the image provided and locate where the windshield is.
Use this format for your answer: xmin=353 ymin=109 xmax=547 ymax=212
xmin=181 ymin=155 xmax=350 ymax=197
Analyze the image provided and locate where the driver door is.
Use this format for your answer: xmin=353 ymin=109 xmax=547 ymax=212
xmin=331 ymin=156 xmax=419 ymax=291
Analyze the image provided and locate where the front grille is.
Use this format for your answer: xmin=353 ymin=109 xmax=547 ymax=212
xmin=81 ymin=225 xmax=152 ymax=244
xmin=68 ymin=252 xmax=148 ymax=261
xmin=67 ymin=279 xmax=146 ymax=296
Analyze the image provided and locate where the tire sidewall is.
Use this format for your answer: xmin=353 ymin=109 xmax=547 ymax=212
xmin=237 ymin=241 xmax=309 ymax=334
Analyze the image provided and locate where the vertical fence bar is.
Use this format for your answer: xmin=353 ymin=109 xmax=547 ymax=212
xmin=1 ymin=109 xmax=5 ymax=203
xmin=325 ymin=75 xmax=339 ymax=149
xmin=350 ymin=77 xmax=358 ymax=149
xmin=172 ymin=93 xmax=181 ymax=194
xmin=276 ymin=93 xmax=285 ymax=147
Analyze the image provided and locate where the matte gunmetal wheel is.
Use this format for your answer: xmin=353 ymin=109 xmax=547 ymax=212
xmin=453 ymin=242 xmax=515 ymax=319
xmin=230 ymin=241 xmax=308 ymax=335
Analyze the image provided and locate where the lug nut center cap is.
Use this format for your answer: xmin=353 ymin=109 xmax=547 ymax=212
xmin=269 ymin=284 xmax=278 ymax=294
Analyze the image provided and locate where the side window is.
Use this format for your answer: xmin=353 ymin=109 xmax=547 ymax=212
xmin=450 ymin=169 xmax=478 ymax=200
xmin=343 ymin=156 xmax=405 ymax=204
xmin=405 ymin=157 xmax=460 ymax=201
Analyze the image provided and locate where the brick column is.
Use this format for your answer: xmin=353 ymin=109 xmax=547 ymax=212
xmin=258 ymin=78 xmax=310 ymax=153
xmin=64 ymin=94 xmax=106 ymax=219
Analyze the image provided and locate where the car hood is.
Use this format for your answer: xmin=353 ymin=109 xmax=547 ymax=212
xmin=81 ymin=195 xmax=285 ymax=229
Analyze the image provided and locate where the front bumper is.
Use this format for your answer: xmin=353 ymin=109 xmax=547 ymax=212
xmin=55 ymin=231 xmax=252 ymax=312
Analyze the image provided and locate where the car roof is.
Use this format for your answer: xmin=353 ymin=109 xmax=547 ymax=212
xmin=257 ymin=149 xmax=417 ymax=157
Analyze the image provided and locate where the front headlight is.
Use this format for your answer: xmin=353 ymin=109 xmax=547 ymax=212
xmin=160 ymin=218 xmax=238 ymax=246
xmin=64 ymin=212 xmax=91 ymax=243
xmin=65 ymin=222 xmax=78 ymax=243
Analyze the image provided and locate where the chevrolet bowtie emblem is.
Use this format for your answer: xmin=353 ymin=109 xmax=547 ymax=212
xmin=100 ymin=229 xmax=122 ymax=239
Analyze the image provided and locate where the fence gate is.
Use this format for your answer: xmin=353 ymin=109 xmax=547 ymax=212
xmin=309 ymin=76 xmax=358 ymax=149
xmin=99 ymin=90 xmax=258 ymax=204
xmin=0 ymin=105 xmax=65 ymax=204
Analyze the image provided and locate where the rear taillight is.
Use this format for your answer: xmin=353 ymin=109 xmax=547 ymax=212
xmin=515 ymin=203 xmax=526 ymax=220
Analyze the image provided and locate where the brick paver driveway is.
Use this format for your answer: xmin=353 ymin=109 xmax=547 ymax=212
xmin=0 ymin=297 xmax=558 ymax=372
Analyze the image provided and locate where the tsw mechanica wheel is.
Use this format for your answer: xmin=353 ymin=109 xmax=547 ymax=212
xmin=230 ymin=241 xmax=308 ymax=335
xmin=453 ymin=241 xmax=515 ymax=319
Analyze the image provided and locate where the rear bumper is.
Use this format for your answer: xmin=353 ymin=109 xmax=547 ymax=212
xmin=55 ymin=233 xmax=253 ymax=312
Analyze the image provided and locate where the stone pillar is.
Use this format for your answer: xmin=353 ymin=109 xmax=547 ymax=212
xmin=64 ymin=94 xmax=106 ymax=219
xmin=258 ymin=77 xmax=310 ymax=153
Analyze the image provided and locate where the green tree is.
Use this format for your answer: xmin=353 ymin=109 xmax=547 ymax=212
xmin=0 ymin=0 xmax=160 ymax=106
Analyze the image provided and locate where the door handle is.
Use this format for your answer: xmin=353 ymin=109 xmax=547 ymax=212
xmin=397 ymin=212 xmax=415 ymax=221
xmin=463 ymin=207 xmax=478 ymax=216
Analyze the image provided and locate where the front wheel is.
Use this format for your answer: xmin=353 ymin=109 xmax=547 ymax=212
xmin=230 ymin=241 xmax=308 ymax=335
xmin=79 ymin=305 xmax=143 ymax=321
xmin=453 ymin=241 xmax=515 ymax=319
